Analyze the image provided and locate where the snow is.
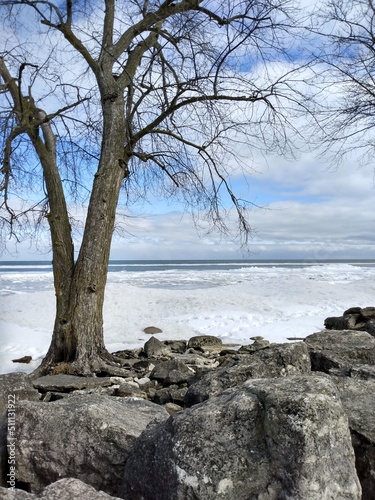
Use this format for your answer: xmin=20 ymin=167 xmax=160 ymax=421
xmin=1 ymin=263 xmax=375 ymax=375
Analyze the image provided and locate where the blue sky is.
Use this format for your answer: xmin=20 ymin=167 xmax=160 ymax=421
xmin=1 ymin=1 xmax=374 ymax=262
xmin=5 ymin=146 xmax=373 ymax=262
xmin=110 ymin=154 xmax=374 ymax=261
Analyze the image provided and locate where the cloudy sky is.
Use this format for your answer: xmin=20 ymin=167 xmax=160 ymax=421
xmin=106 ymin=151 xmax=375 ymax=261
xmin=4 ymin=89 xmax=374 ymax=263
xmin=1 ymin=1 xmax=375 ymax=262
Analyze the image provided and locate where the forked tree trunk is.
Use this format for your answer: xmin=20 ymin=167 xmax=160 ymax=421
xmin=33 ymin=93 xmax=129 ymax=377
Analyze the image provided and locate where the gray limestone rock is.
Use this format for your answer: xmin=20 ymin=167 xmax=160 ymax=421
xmin=324 ymin=307 xmax=375 ymax=337
xmin=12 ymin=394 xmax=169 ymax=496
xmin=38 ymin=478 xmax=123 ymax=499
xmin=0 ymin=373 xmax=41 ymax=487
xmin=0 ymin=487 xmax=35 ymax=499
xmin=163 ymin=340 xmax=187 ymax=353
xmin=114 ymin=383 xmax=147 ymax=399
xmin=144 ymin=336 xmax=171 ymax=358
xmin=121 ymin=375 xmax=361 ymax=500
xmin=32 ymin=374 xmax=113 ymax=392
xmin=350 ymin=364 xmax=375 ymax=380
xmin=150 ymin=359 xmax=195 ymax=386
xmin=304 ymin=329 xmax=375 ymax=373
xmin=239 ymin=336 xmax=270 ymax=352
xmin=332 ymin=376 xmax=375 ymax=500
xmin=187 ymin=335 xmax=222 ymax=349
xmin=0 ymin=477 xmax=123 ymax=499
xmin=185 ymin=342 xmax=311 ymax=407
xmin=143 ymin=326 xmax=162 ymax=334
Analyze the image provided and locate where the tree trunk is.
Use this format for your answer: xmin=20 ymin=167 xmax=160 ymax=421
xmin=30 ymin=113 xmax=75 ymax=371
xmin=33 ymin=92 xmax=129 ymax=377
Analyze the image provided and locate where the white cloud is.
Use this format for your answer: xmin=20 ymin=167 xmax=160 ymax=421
xmin=3 ymin=145 xmax=374 ymax=262
xmin=1 ymin=1 xmax=374 ymax=263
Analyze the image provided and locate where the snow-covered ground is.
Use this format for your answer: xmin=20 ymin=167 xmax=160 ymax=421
xmin=1 ymin=262 xmax=375 ymax=375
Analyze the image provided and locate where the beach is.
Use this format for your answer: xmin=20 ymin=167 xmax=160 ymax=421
xmin=1 ymin=260 xmax=375 ymax=375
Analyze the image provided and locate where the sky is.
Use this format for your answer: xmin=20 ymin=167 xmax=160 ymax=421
xmin=1 ymin=1 xmax=375 ymax=262
xmin=4 ymin=147 xmax=374 ymax=262
xmin=107 ymin=153 xmax=375 ymax=261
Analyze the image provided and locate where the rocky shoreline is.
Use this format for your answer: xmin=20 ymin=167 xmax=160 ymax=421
xmin=1 ymin=306 xmax=375 ymax=499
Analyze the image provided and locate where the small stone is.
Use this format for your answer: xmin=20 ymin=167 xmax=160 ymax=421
xmin=12 ymin=355 xmax=32 ymax=364
xmin=143 ymin=326 xmax=162 ymax=334
xmin=136 ymin=377 xmax=152 ymax=387
xmin=115 ymin=384 xmax=147 ymax=399
xmin=165 ymin=402 xmax=183 ymax=416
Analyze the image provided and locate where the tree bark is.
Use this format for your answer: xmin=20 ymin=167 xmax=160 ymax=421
xmin=34 ymin=91 xmax=129 ymax=376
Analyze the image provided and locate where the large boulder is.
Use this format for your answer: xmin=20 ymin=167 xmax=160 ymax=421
xmin=12 ymin=394 xmax=169 ymax=496
xmin=0 ymin=373 xmax=40 ymax=487
xmin=185 ymin=342 xmax=311 ymax=407
xmin=121 ymin=375 xmax=360 ymax=500
xmin=332 ymin=376 xmax=375 ymax=500
xmin=304 ymin=330 xmax=375 ymax=373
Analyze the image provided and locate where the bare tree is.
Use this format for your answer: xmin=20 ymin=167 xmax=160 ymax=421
xmin=308 ymin=0 xmax=375 ymax=163
xmin=1 ymin=0 xmax=308 ymax=376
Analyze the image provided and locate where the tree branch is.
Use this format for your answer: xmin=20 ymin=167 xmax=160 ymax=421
xmin=133 ymin=91 xmax=272 ymax=143
xmin=111 ymin=0 xmax=201 ymax=61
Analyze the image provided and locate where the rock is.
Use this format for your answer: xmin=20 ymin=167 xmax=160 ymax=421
xmin=143 ymin=326 xmax=162 ymax=334
xmin=154 ymin=385 xmax=188 ymax=406
xmin=0 ymin=477 xmax=123 ymax=499
xmin=332 ymin=376 xmax=375 ymax=500
xmin=121 ymin=375 xmax=360 ymax=500
xmin=143 ymin=336 xmax=171 ymax=358
xmin=188 ymin=335 xmax=222 ymax=350
xmin=350 ymin=365 xmax=375 ymax=380
xmin=114 ymin=383 xmax=147 ymax=399
xmin=135 ymin=376 xmax=153 ymax=388
xmin=37 ymin=478 xmax=124 ymax=499
xmin=325 ymin=307 xmax=375 ymax=337
xmin=112 ymin=348 xmax=143 ymax=359
xmin=325 ymin=316 xmax=358 ymax=330
xmin=163 ymin=340 xmax=187 ymax=353
xmin=0 ymin=373 xmax=40 ymax=487
xmin=238 ymin=336 xmax=270 ymax=352
xmin=185 ymin=342 xmax=311 ymax=406
xmin=132 ymin=360 xmax=155 ymax=373
xmin=351 ymin=433 xmax=375 ymax=500
xmin=150 ymin=359 xmax=194 ymax=386
xmin=11 ymin=356 xmax=32 ymax=364
xmin=32 ymin=374 xmax=113 ymax=392
xmin=12 ymin=394 xmax=169 ymax=496
xmin=174 ymin=352 xmax=216 ymax=369
xmin=0 ymin=373 xmax=41 ymax=408
xmin=356 ymin=307 xmax=375 ymax=320
xmin=164 ymin=403 xmax=183 ymax=416
xmin=0 ymin=486 xmax=35 ymax=498
xmin=305 ymin=329 xmax=375 ymax=373
xmin=365 ymin=319 xmax=375 ymax=336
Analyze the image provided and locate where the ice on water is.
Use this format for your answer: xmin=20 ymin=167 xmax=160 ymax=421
xmin=1 ymin=261 xmax=375 ymax=374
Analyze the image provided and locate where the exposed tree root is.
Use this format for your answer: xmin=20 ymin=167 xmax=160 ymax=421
xmin=30 ymin=351 xmax=130 ymax=379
